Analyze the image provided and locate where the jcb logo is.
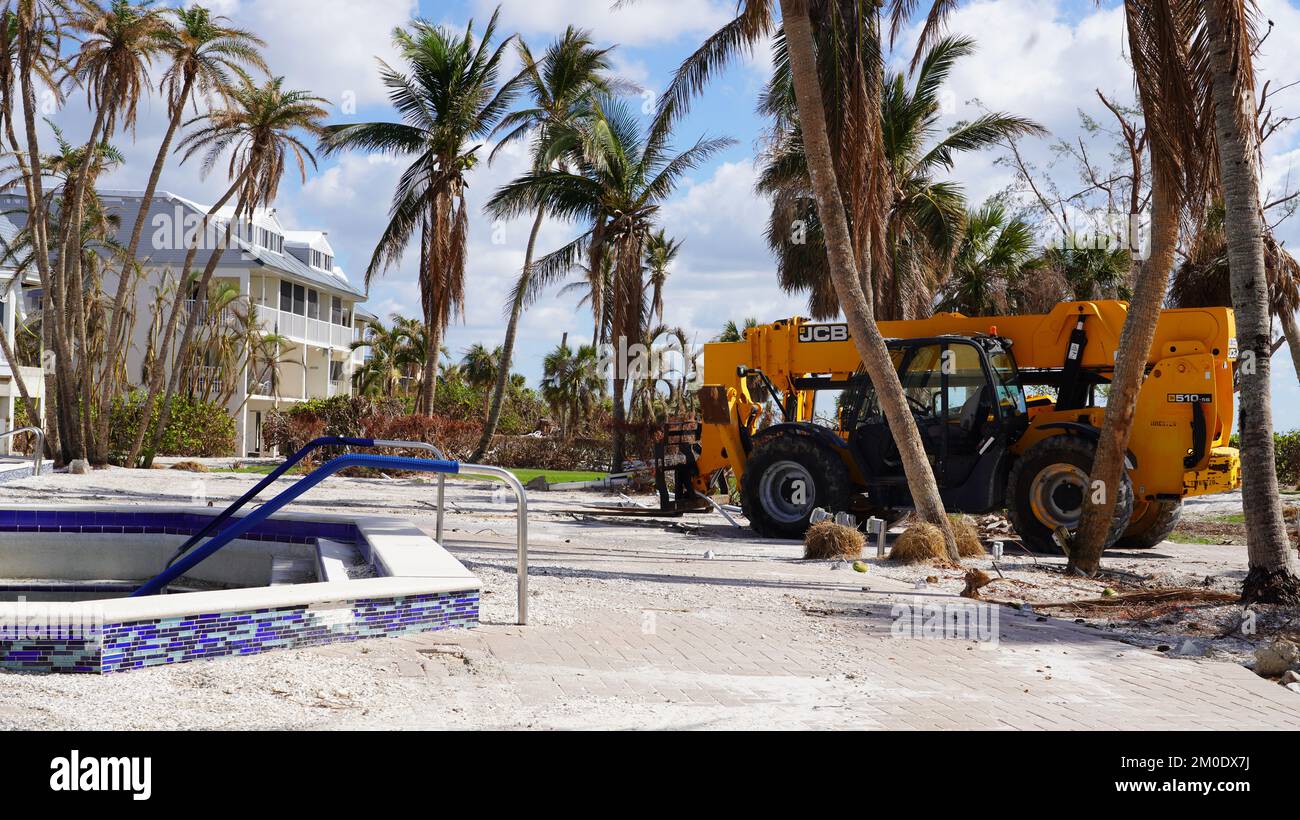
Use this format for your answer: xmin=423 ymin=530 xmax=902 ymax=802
xmin=798 ymin=324 xmax=849 ymax=343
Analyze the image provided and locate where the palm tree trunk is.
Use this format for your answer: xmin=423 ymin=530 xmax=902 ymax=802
xmin=419 ymin=208 xmax=439 ymax=413
xmin=473 ymin=207 xmax=544 ymax=461
xmin=423 ymin=320 xmax=441 ymax=414
xmin=777 ymin=0 xmax=957 ymax=559
xmin=1279 ymin=308 xmax=1300 ymax=384
xmin=1071 ymin=165 xmax=1179 ymax=575
xmin=17 ymin=20 xmax=63 ymax=463
xmin=146 ymin=215 xmax=240 ymax=465
xmin=96 ymin=68 xmax=197 ymax=461
xmin=590 ymin=219 xmax=605 ymax=350
xmin=56 ymin=103 xmax=109 ymax=463
xmin=611 ymin=374 xmax=626 ymax=472
xmin=125 ymin=172 xmax=246 ymax=467
xmin=1206 ymin=0 xmax=1300 ymax=604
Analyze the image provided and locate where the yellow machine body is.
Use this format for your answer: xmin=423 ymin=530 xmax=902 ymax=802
xmin=688 ymin=301 xmax=1240 ymax=505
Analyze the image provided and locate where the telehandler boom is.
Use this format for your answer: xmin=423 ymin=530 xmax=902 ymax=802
xmin=655 ymin=300 xmax=1241 ymax=551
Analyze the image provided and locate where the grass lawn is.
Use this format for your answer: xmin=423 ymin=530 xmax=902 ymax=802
xmin=465 ymin=468 xmax=607 ymax=484
xmin=220 ymin=462 xmax=606 ymax=484
xmin=1168 ymin=530 xmax=1220 ymax=545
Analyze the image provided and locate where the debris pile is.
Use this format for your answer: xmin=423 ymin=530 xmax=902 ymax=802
xmin=889 ymin=522 xmax=948 ymax=564
xmin=804 ymin=520 xmax=864 ymax=560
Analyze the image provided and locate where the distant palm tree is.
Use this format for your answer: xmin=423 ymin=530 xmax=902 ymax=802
xmin=936 ymin=203 xmax=1037 ymax=315
xmin=1039 ymin=241 xmax=1131 ymax=302
xmin=486 ymin=97 xmax=732 ymax=469
xmin=460 ymin=342 xmax=502 ymax=414
xmin=351 ymin=319 xmax=408 ymax=399
xmin=322 ymin=11 xmax=518 ymax=411
xmin=643 ymin=229 xmax=681 ymax=322
xmin=541 ymin=340 xmax=602 ymax=438
xmin=472 ymin=27 xmax=615 ymax=460
xmin=97 ymin=3 xmax=267 ymax=453
xmin=127 ymin=73 xmax=329 ymax=466
xmin=390 ymin=314 xmax=432 ymax=402
xmin=716 ymin=317 xmax=758 ymax=343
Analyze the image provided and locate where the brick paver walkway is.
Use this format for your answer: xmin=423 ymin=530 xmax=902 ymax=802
xmin=347 ymin=533 xmax=1300 ymax=730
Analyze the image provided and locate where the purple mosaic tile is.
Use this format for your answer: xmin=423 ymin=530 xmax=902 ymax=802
xmin=0 ymin=589 xmax=477 ymax=674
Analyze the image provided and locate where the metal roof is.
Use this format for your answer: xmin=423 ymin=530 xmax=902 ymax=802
xmin=89 ymin=190 xmax=366 ymax=299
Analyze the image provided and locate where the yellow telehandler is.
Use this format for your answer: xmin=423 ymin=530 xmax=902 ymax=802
xmin=654 ymin=300 xmax=1241 ymax=552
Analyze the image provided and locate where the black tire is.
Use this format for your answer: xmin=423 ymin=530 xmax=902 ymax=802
xmin=1114 ymin=500 xmax=1181 ymax=548
xmin=740 ymin=434 xmax=853 ymax=539
xmin=1005 ymin=435 xmax=1134 ymax=554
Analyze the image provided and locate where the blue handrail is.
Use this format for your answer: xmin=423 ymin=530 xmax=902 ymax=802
xmin=161 ymin=436 xmax=375 ymax=569
xmin=133 ymin=453 xmax=462 ymax=598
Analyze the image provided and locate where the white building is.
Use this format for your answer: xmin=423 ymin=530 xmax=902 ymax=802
xmin=0 ymin=191 xmax=372 ymax=457
xmin=0 ymin=214 xmax=45 ymax=450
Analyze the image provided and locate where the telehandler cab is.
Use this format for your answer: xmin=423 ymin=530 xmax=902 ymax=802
xmin=654 ymin=301 xmax=1241 ymax=552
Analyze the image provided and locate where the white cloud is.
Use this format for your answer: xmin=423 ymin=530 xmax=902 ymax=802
xmin=474 ymin=0 xmax=734 ymax=47
xmin=236 ymin=0 xmax=416 ymax=110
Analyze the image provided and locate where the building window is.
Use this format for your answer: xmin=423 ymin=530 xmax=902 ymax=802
xmin=293 ymin=284 xmax=305 ymax=315
xmin=307 ymin=288 xmax=319 ymax=320
xmin=329 ymin=360 xmax=345 ymax=382
xmin=331 ymin=296 xmax=344 ymax=325
xmin=280 ymin=280 xmax=292 ymax=312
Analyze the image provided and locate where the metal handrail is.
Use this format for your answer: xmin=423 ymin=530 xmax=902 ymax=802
xmin=162 ymin=436 xmax=449 ymax=569
xmin=0 ymin=426 xmax=43 ymax=476
xmin=133 ymin=453 xmax=530 ymax=625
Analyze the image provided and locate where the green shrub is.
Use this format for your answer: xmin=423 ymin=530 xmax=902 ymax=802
xmin=108 ymin=391 xmax=236 ymax=462
xmin=1273 ymin=430 xmax=1300 ymax=487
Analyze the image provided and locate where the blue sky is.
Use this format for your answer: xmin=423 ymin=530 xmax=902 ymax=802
xmin=58 ymin=0 xmax=1300 ymax=429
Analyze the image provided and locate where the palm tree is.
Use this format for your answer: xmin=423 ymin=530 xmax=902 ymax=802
xmin=96 ymin=3 xmax=266 ymax=455
xmin=485 ymin=97 xmax=732 ymax=470
xmin=1067 ymin=0 xmax=1210 ymax=575
xmin=541 ymin=340 xmax=602 ymax=438
xmin=659 ymin=0 xmax=962 ymax=557
xmin=7 ymin=0 xmax=74 ymax=461
xmin=716 ymin=317 xmax=758 ymax=342
xmin=1203 ymin=0 xmax=1300 ymax=602
xmin=758 ymin=34 xmax=1043 ymax=321
xmin=351 ymin=319 xmax=408 ymax=398
xmin=630 ymin=324 xmax=690 ymax=421
xmin=125 ymin=73 xmax=329 ymax=466
xmin=1170 ymin=204 xmax=1300 ymax=383
xmin=936 ymin=203 xmax=1038 ymax=316
xmin=1038 ymin=241 xmax=1132 ymax=301
xmin=460 ymin=342 xmax=502 ymax=414
xmin=472 ymin=27 xmax=616 ymax=461
xmin=62 ymin=0 xmax=168 ymax=461
xmin=321 ymin=11 xmax=518 ymax=413
xmin=390 ymin=314 xmax=432 ymax=402
xmin=642 ymin=228 xmax=681 ymax=322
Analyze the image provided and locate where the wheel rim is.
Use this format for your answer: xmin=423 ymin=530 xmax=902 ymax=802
xmin=1028 ymin=463 xmax=1088 ymax=529
xmin=758 ymin=459 xmax=816 ymax=524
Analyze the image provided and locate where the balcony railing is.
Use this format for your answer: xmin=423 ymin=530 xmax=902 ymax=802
xmin=258 ymin=307 xmax=354 ymax=348
xmin=246 ymin=373 xmax=274 ymax=396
